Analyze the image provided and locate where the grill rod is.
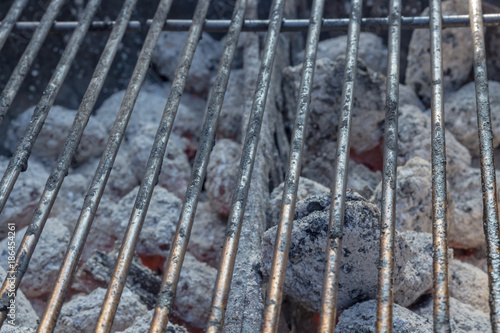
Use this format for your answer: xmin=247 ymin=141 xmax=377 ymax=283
xmin=0 ymin=0 xmax=103 ymax=327
xmin=148 ymin=0 xmax=248 ymax=331
xmin=261 ymin=0 xmax=324 ymax=331
xmin=0 ymin=0 xmax=66 ymax=126
xmin=32 ymin=0 xmax=139 ymax=331
xmin=375 ymin=0 xmax=401 ymax=331
xmin=429 ymin=0 xmax=451 ymax=332
xmin=318 ymin=0 xmax=363 ymax=332
xmin=469 ymin=0 xmax=500 ymax=331
xmin=4 ymin=13 xmax=500 ymax=35
xmin=0 ymin=0 xmax=29 ymax=50
xmin=205 ymin=0 xmax=285 ymax=330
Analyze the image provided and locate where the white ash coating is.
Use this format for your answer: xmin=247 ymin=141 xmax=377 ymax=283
xmin=394 ymin=231 xmax=448 ymax=307
xmin=116 ymin=310 xmax=187 ymax=333
xmin=448 ymin=167 xmax=485 ymax=248
xmin=267 ymin=177 xmax=329 ymax=229
xmin=188 ymin=201 xmax=226 ymax=268
xmin=346 ymin=161 xmax=382 ymax=200
xmin=152 ymin=31 xmax=222 ymax=96
xmin=0 ymin=156 xmax=48 ymax=239
xmin=5 ymin=105 xmax=106 ymax=165
xmin=173 ymin=253 xmax=217 ymax=328
xmin=94 ymin=88 xmax=205 ymax=143
xmin=126 ymin=124 xmax=191 ymax=199
xmin=205 ymin=138 xmax=241 ymax=216
xmin=445 ymin=81 xmax=500 ymax=157
xmin=397 ymin=104 xmax=471 ymax=175
xmin=372 ymin=157 xmax=454 ymax=234
xmin=294 ymin=32 xmax=388 ymax=74
xmin=101 ymin=186 xmax=182 ymax=258
xmin=405 ymin=0 xmax=473 ymax=105
xmin=0 ymin=266 xmax=39 ymax=331
xmin=449 ymin=259 xmax=490 ymax=313
xmin=413 ymin=297 xmax=491 ymax=333
xmin=55 ymin=287 xmax=148 ymax=333
xmin=262 ymin=191 xmax=411 ymax=312
xmin=0 ymin=217 xmax=70 ymax=299
xmin=336 ymin=299 xmax=432 ymax=333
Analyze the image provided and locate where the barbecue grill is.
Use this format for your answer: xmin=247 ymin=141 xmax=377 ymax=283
xmin=1 ymin=0 xmax=500 ymax=332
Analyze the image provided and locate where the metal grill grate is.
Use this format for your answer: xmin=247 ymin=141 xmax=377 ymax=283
xmin=1 ymin=0 xmax=500 ymax=332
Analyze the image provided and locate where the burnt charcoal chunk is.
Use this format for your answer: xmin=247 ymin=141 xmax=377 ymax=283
xmin=336 ymin=300 xmax=432 ymax=332
xmin=116 ymin=310 xmax=188 ymax=333
xmin=405 ymin=0 xmax=473 ymax=105
xmin=262 ymin=190 xmax=411 ymax=312
xmin=449 ymin=259 xmax=489 ymax=313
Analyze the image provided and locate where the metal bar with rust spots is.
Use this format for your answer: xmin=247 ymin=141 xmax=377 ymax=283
xmin=148 ymin=0 xmax=248 ymax=331
xmin=429 ymin=0 xmax=450 ymax=332
xmin=260 ymin=0 xmax=325 ymax=331
xmin=205 ymin=0 xmax=285 ymax=331
xmin=0 ymin=0 xmax=30 ymax=51
xmin=469 ymin=0 xmax=500 ymax=331
xmin=0 ymin=0 xmax=103 ymax=327
xmin=33 ymin=0 xmax=139 ymax=331
xmin=81 ymin=0 xmax=176 ymax=331
xmin=317 ymin=0 xmax=363 ymax=332
xmin=375 ymin=0 xmax=402 ymax=331
xmin=0 ymin=0 xmax=66 ymax=126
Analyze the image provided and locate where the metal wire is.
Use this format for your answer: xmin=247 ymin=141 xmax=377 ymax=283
xmin=375 ymin=0 xmax=401 ymax=331
xmin=149 ymin=0 xmax=248 ymax=331
xmin=0 ymin=0 xmax=103 ymax=326
xmin=429 ymin=0 xmax=450 ymax=332
xmin=260 ymin=0 xmax=324 ymax=332
xmin=205 ymin=0 xmax=285 ymax=331
xmin=86 ymin=0 xmax=175 ymax=331
xmin=34 ymin=0 xmax=139 ymax=331
xmin=317 ymin=1 xmax=363 ymax=332
xmin=0 ymin=0 xmax=30 ymax=50
xmin=9 ymin=21 xmax=142 ymax=33
xmin=0 ymin=0 xmax=66 ymax=126
xmin=469 ymin=0 xmax=500 ymax=331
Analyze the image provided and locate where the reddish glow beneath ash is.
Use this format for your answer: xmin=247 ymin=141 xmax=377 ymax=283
xmin=138 ymin=254 xmax=166 ymax=274
xmin=350 ymin=140 xmax=384 ymax=172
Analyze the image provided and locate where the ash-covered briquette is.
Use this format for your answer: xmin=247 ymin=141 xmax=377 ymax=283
xmin=372 ymin=157 xmax=455 ymax=234
xmin=405 ymin=0 xmax=473 ymax=105
xmin=397 ymin=104 xmax=472 ymax=175
xmin=336 ymin=299 xmax=432 ymax=333
xmin=55 ymin=287 xmax=148 ymax=333
xmin=262 ymin=190 xmax=412 ymax=312
xmin=152 ymin=32 xmax=223 ymax=96
xmin=116 ymin=310 xmax=188 ymax=333
xmin=0 ymin=266 xmax=39 ymax=332
xmin=449 ymin=259 xmax=490 ymax=313
xmin=205 ymin=138 xmax=241 ymax=216
xmin=217 ymin=69 xmax=246 ymax=141
xmin=5 ymin=105 xmax=106 ymax=166
xmin=294 ymin=32 xmax=389 ymax=74
xmin=445 ymin=81 xmax=500 ymax=157
xmin=0 ymin=156 xmax=48 ymax=239
xmin=0 ymin=217 xmax=70 ymax=301
xmin=412 ymin=297 xmax=492 ymax=333
xmin=126 ymin=125 xmax=191 ymax=199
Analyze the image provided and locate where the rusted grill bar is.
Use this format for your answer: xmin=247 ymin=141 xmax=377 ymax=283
xmin=261 ymin=0 xmax=324 ymax=331
xmin=0 ymin=0 xmax=102 ymax=326
xmin=469 ymin=0 xmax=500 ymax=331
xmin=0 ymin=0 xmax=66 ymax=125
xmin=375 ymin=0 xmax=401 ymax=331
xmin=429 ymin=0 xmax=451 ymax=332
xmin=1 ymin=1 xmax=500 ymax=332
xmin=318 ymin=1 xmax=362 ymax=332
xmin=149 ymin=0 xmax=248 ymax=330
xmin=206 ymin=0 xmax=285 ymax=331
xmin=33 ymin=0 xmax=139 ymax=331
xmin=0 ymin=0 xmax=29 ymax=50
